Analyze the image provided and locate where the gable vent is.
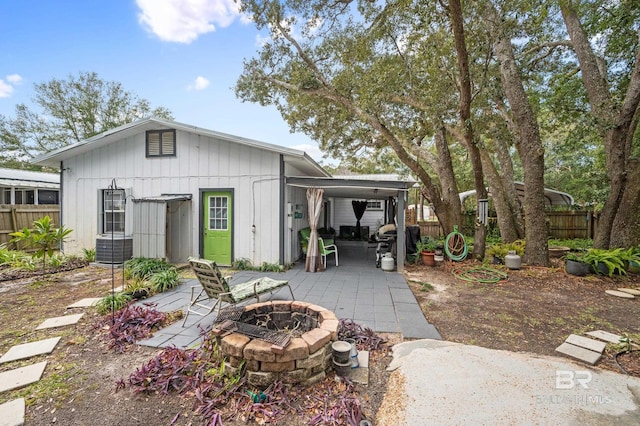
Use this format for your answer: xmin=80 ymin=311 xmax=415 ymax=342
xmin=146 ymin=129 xmax=176 ymax=157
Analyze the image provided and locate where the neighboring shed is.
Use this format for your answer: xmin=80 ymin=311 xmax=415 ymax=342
xmin=0 ymin=167 xmax=59 ymax=205
xmin=459 ymin=182 xmax=575 ymax=207
xmin=33 ymin=118 xmax=328 ymax=265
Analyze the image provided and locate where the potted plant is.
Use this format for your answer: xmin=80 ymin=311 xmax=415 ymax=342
xmin=628 ymin=248 xmax=640 ymax=274
xmin=564 ymin=252 xmax=590 ymax=276
xmin=417 ymin=238 xmax=437 ymax=266
xmin=125 ymin=278 xmax=151 ymax=300
xmin=582 ymin=248 xmax=626 ymax=277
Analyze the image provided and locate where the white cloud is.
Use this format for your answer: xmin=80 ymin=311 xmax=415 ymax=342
xmin=0 ymin=74 xmax=23 ymax=98
xmin=0 ymin=80 xmax=13 ymax=98
xmin=188 ymin=76 xmax=210 ymax=91
xmin=6 ymin=74 xmax=22 ymax=84
xmin=136 ymin=0 xmax=242 ymax=44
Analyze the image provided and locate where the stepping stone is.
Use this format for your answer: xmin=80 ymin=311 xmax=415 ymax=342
xmin=618 ymin=288 xmax=640 ymax=296
xmin=0 ymin=361 xmax=47 ymax=393
xmin=555 ymin=343 xmax=601 ymax=365
xmin=35 ymin=313 xmax=84 ymax=330
xmin=0 ymin=337 xmax=61 ymax=364
xmin=565 ymin=334 xmax=606 ymax=353
xmin=67 ymin=298 xmax=101 ymax=309
xmin=586 ymin=330 xmax=623 ymax=344
xmin=0 ymin=398 xmax=25 ymax=426
xmin=605 ymin=289 xmax=635 ymax=299
xmin=112 ymin=286 xmax=124 ymax=292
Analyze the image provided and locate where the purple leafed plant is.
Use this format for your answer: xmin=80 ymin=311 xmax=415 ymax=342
xmin=97 ymin=303 xmax=169 ymax=353
xmin=338 ymin=318 xmax=385 ymax=351
xmin=307 ymin=379 xmax=364 ymax=426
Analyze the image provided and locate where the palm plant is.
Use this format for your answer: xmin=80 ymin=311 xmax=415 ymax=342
xmin=10 ymin=216 xmax=73 ymax=271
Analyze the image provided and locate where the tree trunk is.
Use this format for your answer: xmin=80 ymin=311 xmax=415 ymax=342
xmin=429 ymin=126 xmax=463 ymax=234
xmin=561 ymin=4 xmax=640 ymax=248
xmin=611 ymin=159 xmax=640 ymax=247
xmin=487 ymin=3 xmax=549 ymax=266
xmin=480 ymin=149 xmax=523 ymax=242
xmin=448 ymin=0 xmax=487 ymax=260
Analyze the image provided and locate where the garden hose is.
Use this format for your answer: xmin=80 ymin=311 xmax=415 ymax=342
xmin=445 ymin=225 xmax=468 ymax=261
xmin=452 ymin=266 xmax=508 ymax=283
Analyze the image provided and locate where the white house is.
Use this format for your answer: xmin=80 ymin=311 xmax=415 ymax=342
xmin=33 ymin=118 xmax=328 ymax=265
xmin=33 ymin=118 xmax=416 ymax=270
xmin=0 ymin=167 xmax=60 ymax=205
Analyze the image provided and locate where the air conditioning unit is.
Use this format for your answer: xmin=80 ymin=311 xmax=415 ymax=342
xmin=95 ymin=235 xmax=133 ymax=264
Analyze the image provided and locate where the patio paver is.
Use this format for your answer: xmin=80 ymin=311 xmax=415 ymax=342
xmin=0 ymin=361 xmax=47 ymax=393
xmin=0 ymin=337 xmax=61 ymax=364
xmin=0 ymin=398 xmax=25 ymax=426
xmin=137 ymin=240 xmax=441 ymax=348
xmin=66 ymin=298 xmax=101 ymax=309
xmin=35 ymin=313 xmax=84 ymax=330
xmin=585 ymin=330 xmax=622 ymax=343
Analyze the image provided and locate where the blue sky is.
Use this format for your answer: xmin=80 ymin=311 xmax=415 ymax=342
xmin=0 ymin=0 xmax=327 ymax=162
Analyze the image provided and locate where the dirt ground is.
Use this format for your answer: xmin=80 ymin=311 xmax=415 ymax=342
xmin=404 ymin=257 xmax=640 ymax=376
xmin=1 ymin=258 xmax=640 ymax=425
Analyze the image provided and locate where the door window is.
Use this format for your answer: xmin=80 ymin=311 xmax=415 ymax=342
xmin=208 ymin=196 xmax=228 ymax=230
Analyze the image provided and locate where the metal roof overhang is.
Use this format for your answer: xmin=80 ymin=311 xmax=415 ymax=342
xmin=286 ymin=176 xmax=413 ymax=199
xmin=132 ymin=194 xmax=193 ymax=203
xmin=0 ymin=179 xmax=60 ymax=189
xmin=459 ymin=182 xmax=574 ymax=207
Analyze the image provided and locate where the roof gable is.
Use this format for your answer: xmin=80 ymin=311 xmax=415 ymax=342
xmin=32 ymin=117 xmax=329 ymax=177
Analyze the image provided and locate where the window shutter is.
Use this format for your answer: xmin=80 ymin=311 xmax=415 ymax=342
xmin=161 ymin=131 xmax=175 ymax=155
xmin=147 ymin=132 xmax=161 ymax=156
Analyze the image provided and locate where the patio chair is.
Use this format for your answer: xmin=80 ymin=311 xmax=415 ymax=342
xmin=319 ymin=237 xmax=338 ymax=268
xmin=182 ymin=257 xmax=294 ymax=326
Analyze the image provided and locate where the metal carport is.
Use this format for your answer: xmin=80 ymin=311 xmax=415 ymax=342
xmin=285 ymin=175 xmax=416 ymax=272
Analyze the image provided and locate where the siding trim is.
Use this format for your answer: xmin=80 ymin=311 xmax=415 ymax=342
xmin=279 ymin=154 xmax=285 ymax=265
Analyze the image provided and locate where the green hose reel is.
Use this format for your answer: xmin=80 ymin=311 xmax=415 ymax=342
xmin=445 ymin=225 xmax=468 ymax=261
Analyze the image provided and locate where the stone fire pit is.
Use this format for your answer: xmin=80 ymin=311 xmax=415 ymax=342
xmin=215 ymin=300 xmax=339 ymax=388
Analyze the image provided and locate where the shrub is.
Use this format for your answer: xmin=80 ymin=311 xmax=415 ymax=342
xmin=124 ymin=257 xmax=173 ymax=280
xmin=149 ymin=268 xmax=179 ymax=293
xmin=96 ymin=293 xmax=132 ymax=315
xmin=82 ymin=248 xmax=96 ymax=262
xmin=9 ymin=215 xmax=73 ymax=271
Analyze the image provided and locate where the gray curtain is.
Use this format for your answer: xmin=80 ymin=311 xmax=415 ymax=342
xmin=305 ymin=187 xmax=324 ymax=272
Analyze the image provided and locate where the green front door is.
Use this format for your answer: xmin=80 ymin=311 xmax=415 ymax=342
xmin=203 ymin=191 xmax=232 ymax=265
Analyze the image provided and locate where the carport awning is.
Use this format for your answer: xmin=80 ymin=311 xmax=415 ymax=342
xmin=286 ymin=176 xmax=414 ymax=199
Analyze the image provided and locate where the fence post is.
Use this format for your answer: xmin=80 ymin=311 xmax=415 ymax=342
xmin=10 ymin=206 xmax=19 ymax=250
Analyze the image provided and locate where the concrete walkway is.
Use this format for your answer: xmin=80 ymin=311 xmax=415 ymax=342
xmin=138 ymin=240 xmax=440 ymax=348
xmin=378 ymin=340 xmax=640 ymax=425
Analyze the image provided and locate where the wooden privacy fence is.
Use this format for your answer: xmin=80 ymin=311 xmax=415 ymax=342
xmin=0 ymin=205 xmax=61 ymax=248
xmin=408 ymin=209 xmax=599 ymax=240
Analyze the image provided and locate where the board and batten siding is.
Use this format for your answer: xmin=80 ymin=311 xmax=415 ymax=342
xmin=333 ymin=198 xmax=385 ymax=236
xmin=60 ymin=128 xmax=283 ymax=265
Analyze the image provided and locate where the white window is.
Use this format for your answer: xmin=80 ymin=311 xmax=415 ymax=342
xmin=208 ymin=196 xmax=228 ymax=230
xmin=366 ymin=200 xmax=382 ymax=210
xmin=102 ymin=189 xmax=126 ymax=233
xmin=146 ymin=129 xmax=176 ymax=157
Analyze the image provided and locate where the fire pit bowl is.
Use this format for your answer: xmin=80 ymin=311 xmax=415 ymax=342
xmin=214 ymin=301 xmax=339 ymax=388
